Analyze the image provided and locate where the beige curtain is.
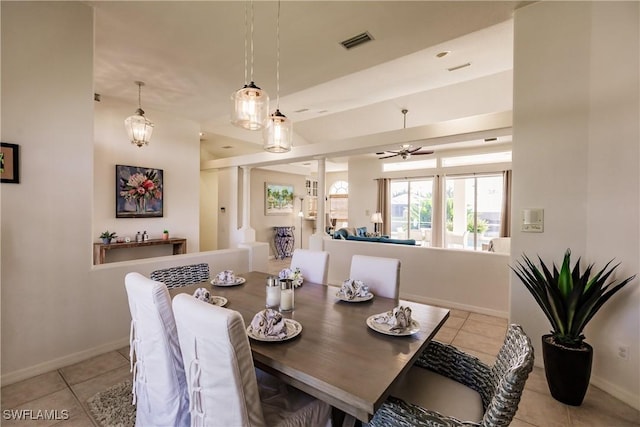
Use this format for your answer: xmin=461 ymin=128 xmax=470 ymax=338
xmin=431 ymin=175 xmax=444 ymax=247
xmin=500 ymin=170 xmax=512 ymax=237
xmin=376 ymin=178 xmax=391 ymax=235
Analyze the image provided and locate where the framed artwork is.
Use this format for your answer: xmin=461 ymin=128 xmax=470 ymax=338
xmin=265 ymin=183 xmax=294 ymax=215
xmin=1 ymin=143 xmax=20 ymax=184
xmin=116 ymin=164 xmax=163 ymax=218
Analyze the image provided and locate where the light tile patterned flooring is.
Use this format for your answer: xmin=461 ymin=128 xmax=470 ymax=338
xmin=2 ymin=258 xmax=638 ymax=426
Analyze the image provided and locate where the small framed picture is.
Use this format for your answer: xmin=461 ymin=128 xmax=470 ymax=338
xmin=1 ymin=143 xmax=20 ymax=184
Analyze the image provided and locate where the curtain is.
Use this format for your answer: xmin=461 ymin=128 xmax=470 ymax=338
xmin=431 ymin=175 xmax=444 ymax=247
xmin=376 ymin=178 xmax=390 ymax=235
xmin=500 ymin=169 xmax=512 ymax=237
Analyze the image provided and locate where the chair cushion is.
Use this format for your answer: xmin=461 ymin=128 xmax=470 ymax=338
xmin=390 ymin=366 xmax=484 ymax=423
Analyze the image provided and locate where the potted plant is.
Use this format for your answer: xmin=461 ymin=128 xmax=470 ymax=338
xmin=99 ymin=231 xmax=117 ymax=244
xmin=512 ymin=249 xmax=636 ymax=406
xmin=162 ymin=229 xmax=169 ymax=240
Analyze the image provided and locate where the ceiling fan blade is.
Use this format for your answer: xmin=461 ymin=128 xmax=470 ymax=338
xmin=411 ymin=150 xmax=434 ymax=156
xmin=408 ymin=147 xmax=423 ymax=153
xmin=378 ymin=153 xmax=400 ymax=159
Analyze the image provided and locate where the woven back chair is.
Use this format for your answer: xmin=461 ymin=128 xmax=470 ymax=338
xmin=150 ymin=263 xmax=210 ymax=289
xmin=368 ymin=324 xmax=534 ymax=427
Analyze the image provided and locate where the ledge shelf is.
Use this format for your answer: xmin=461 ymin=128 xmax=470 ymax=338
xmin=93 ymin=238 xmax=187 ymax=265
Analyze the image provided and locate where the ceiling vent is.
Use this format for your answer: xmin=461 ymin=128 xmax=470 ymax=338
xmin=447 ymin=62 xmax=471 ymax=72
xmin=340 ymin=31 xmax=374 ymax=50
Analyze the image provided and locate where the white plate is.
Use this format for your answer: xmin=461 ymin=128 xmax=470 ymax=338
xmin=211 ymin=277 xmax=246 ymax=287
xmin=247 ymin=319 xmax=302 ymax=342
xmin=336 ymin=292 xmax=374 ymax=303
xmin=366 ymin=315 xmax=420 ymax=336
xmin=208 ymin=296 xmax=228 ymax=307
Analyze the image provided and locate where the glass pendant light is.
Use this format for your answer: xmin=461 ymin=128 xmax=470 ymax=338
xmin=231 ymin=1 xmax=269 ymax=131
xmin=124 ymin=81 xmax=154 ymax=147
xmin=263 ymin=0 xmax=292 ymax=152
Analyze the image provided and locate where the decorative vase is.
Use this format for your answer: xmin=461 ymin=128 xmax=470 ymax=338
xmin=137 ymin=197 xmax=146 ymax=213
xmin=101 ymin=238 xmax=111 ymax=244
xmin=162 ymin=232 xmax=169 ymax=240
xmin=542 ymin=334 xmax=593 ymax=406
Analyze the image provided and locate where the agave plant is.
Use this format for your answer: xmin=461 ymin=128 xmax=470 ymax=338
xmin=512 ymin=249 xmax=636 ymax=347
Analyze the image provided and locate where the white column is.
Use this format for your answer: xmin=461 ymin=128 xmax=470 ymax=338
xmin=239 ymin=166 xmax=256 ymax=243
xmin=315 ymin=157 xmax=326 ymax=236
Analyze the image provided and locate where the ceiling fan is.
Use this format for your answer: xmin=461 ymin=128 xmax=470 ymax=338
xmin=376 ymin=109 xmax=435 ymax=160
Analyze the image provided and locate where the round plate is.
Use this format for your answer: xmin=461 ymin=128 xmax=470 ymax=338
xmin=366 ymin=315 xmax=420 ymax=336
xmin=247 ymin=319 xmax=302 ymax=342
xmin=208 ymin=296 xmax=228 ymax=307
xmin=211 ymin=277 xmax=246 ymax=287
xmin=336 ymin=292 xmax=374 ymax=303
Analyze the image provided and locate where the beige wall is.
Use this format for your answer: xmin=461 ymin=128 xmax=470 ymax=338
xmin=511 ymin=1 xmax=639 ymax=408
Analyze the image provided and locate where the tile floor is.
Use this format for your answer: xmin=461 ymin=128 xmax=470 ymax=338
xmin=2 ymin=258 xmax=638 ymax=426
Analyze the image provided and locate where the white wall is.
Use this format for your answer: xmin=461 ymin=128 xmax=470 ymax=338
xmin=200 ymin=169 xmax=219 ymax=251
xmin=511 ymin=1 xmax=639 ymax=408
xmin=324 ymin=239 xmax=510 ymax=317
xmin=94 ymin=96 xmax=201 ymax=261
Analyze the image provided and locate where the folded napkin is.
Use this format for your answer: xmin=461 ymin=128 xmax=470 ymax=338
xmin=337 ymin=279 xmax=371 ymax=300
xmin=374 ymin=306 xmax=413 ymax=332
xmin=216 ymin=270 xmax=235 ymax=283
xmin=250 ymin=309 xmax=288 ymax=339
xmin=193 ymin=287 xmax=211 ymax=303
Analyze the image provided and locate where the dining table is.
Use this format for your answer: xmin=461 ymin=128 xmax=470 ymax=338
xmin=169 ymin=271 xmax=449 ymax=425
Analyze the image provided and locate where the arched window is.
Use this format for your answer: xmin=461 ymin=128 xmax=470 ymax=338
xmin=329 ymin=180 xmax=348 ymax=195
xmin=328 ymin=180 xmax=348 ymax=227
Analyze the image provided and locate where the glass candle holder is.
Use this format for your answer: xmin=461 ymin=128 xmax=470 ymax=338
xmin=279 ymin=279 xmax=294 ymax=312
xmin=266 ymin=276 xmax=281 ymax=309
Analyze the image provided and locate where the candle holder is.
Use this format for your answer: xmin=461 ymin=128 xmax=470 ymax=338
xmin=266 ymin=276 xmax=281 ymax=309
xmin=279 ymin=279 xmax=295 ymax=312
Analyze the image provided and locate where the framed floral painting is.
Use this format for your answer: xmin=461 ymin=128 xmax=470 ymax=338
xmin=116 ymin=165 xmax=163 ymax=218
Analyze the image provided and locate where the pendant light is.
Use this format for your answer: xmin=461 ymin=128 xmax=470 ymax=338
xmin=263 ymin=0 xmax=292 ymax=152
xmin=124 ymin=81 xmax=154 ymax=147
xmin=231 ymin=0 xmax=269 ymax=131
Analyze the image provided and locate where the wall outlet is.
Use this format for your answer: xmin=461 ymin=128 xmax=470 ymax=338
xmin=617 ymin=345 xmax=629 ymax=360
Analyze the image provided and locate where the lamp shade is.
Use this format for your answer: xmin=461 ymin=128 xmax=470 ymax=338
xmin=231 ymin=82 xmax=269 ymax=131
xmin=370 ymin=212 xmax=383 ymax=223
xmin=124 ymin=108 xmax=154 ymax=147
xmin=263 ymin=109 xmax=292 ymax=152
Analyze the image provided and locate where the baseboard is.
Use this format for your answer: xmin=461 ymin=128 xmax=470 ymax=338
xmin=590 ymin=374 xmax=640 ymax=411
xmin=1 ymin=336 xmax=130 ymax=386
xmin=400 ymin=292 xmax=509 ymax=319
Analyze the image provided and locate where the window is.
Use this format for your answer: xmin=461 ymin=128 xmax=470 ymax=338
xmin=390 ymin=179 xmax=433 ymax=245
xmin=329 ymin=180 xmax=348 ymax=227
xmin=444 ymin=174 xmax=504 ymax=250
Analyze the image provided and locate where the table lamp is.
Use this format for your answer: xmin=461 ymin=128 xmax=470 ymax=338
xmin=370 ymin=212 xmax=383 ymax=235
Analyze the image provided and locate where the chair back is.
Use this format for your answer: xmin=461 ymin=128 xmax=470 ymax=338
xmin=349 ymin=254 xmax=401 ymax=300
xmin=290 ymin=249 xmax=330 ymax=285
xmin=483 ymin=324 xmax=534 ymax=426
xmin=124 ymin=272 xmax=190 ymax=427
xmin=172 ymin=294 xmax=266 ymax=427
xmin=150 ymin=263 xmax=210 ymax=289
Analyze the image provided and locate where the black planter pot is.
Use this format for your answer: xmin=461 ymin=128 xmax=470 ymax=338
xmin=542 ymin=334 xmax=593 ymax=406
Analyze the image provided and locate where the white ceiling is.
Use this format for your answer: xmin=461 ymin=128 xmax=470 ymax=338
xmin=92 ymin=1 xmax=523 ymax=168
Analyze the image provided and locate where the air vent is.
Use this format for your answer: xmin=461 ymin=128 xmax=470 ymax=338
xmin=294 ymin=108 xmax=309 ymax=113
xmin=484 ymin=137 xmax=498 ymax=142
xmin=222 ymin=145 xmax=233 ymax=149
xmin=340 ymin=31 xmax=374 ymax=50
xmin=447 ymin=62 xmax=471 ymax=72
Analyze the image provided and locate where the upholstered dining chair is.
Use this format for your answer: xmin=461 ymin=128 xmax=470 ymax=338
xmin=150 ymin=262 xmax=210 ymax=289
xmin=290 ymin=249 xmax=330 ymax=285
xmin=349 ymin=254 xmax=401 ymax=300
xmin=172 ymin=294 xmax=332 ymax=427
xmin=367 ymin=324 xmax=534 ymax=427
xmin=124 ymin=272 xmax=190 ymax=427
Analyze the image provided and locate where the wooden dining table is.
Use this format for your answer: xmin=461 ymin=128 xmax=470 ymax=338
xmin=169 ymin=271 xmax=449 ymax=424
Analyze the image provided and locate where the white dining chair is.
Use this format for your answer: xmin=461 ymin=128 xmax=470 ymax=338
xmin=124 ymin=272 xmax=190 ymax=427
xmin=349 ymin=254 xmax=401 ymax=300
xmin=172 ymin=294 xmax=332 ymax=427
xmin=290 ymin=249 xmax=330 ymax=285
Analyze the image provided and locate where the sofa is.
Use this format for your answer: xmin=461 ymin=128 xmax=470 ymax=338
xmin=333 ymin=227 xmax=416 ymax=245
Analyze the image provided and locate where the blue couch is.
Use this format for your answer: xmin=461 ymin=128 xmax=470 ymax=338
xmin=345 ymin=235 xmax=417 ymax=245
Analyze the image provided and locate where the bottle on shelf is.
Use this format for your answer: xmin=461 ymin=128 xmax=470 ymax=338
xmin=135 ymin=231 xmax=142 ymax=243
xmin=143 ymin=230 xmax=149 ymax=241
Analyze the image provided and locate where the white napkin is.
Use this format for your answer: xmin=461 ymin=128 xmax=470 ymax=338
xmin=216 ymin=270 xmax=235 ymax=283
xmin=193 ymin=287 xmax=211 ymax=303
xmin=337 ymin=279 xmax=371 ymax=300
xmin=250 ymin=309 xmax=288 ymax=339
xmin=374 ymin=306 xmax=413 ymax=332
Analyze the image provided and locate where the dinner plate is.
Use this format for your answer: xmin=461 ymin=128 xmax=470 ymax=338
xmin=208 ymin=296 xmax=228 ymax=307
xmin=211 ymin=276 xmax=246 ymax=287
xmin=246 ymin=319 xmax=302 ymax=342
xmin=366 ymin=315 xmax=420 ymax=336
xmin=336 ymin=292 xmax=374 ymax=303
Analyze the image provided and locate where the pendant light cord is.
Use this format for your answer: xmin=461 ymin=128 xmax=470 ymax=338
xmin=276 ymin=0 xmax=281 ymax=108
xmin=243 ymin=1 xmax=248 ymax=85
xmin=138 ymin=83 xmax=142 ymax=110
xmin=250 ymin=0 xmax=255 ymax=83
